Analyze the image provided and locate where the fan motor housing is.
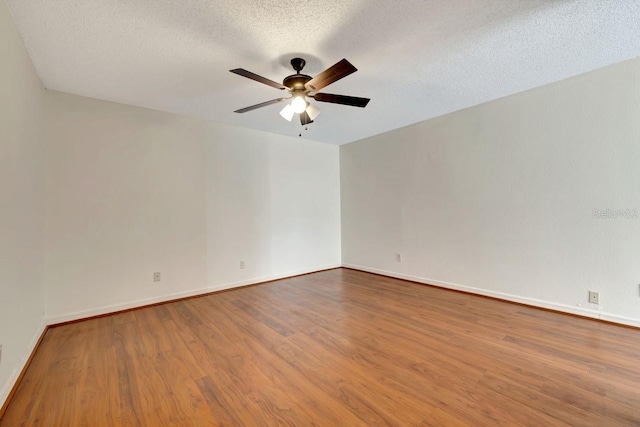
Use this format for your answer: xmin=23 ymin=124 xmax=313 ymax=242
xmin=283 ymin=74 xmax=312 ymax=91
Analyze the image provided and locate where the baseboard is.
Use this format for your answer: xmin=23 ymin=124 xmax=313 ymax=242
xmin=0 ymin=320 xmax=48 ymax=420
xmin=599 ymin=312 xmax=640 ymax=328
xmin=342 ymin=263 xmax=640 ymax=329
xmin=45 ymin=264 xmax=341 ymax=326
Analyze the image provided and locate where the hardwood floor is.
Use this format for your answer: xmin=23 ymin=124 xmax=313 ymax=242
xmin=3 ymin=268 xmax=640 ymax=426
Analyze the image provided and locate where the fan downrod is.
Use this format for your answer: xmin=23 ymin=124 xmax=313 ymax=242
xmin=291 ymin=58 xmax=306 ymax=74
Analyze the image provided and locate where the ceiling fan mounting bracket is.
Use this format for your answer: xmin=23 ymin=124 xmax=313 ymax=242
xmin=290 ymin=57 xmax=306 ymax=73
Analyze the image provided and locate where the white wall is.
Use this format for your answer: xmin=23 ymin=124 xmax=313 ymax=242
xmin=44 ymin=91 xmax=341 ymax=322
xmin=341 ymin=57 xmax=640 ymax=326
xmin=0 ymin=0 xmax=46 ymax=406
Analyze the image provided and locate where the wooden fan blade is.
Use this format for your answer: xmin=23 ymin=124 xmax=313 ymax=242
xmin=312 ymin=93 xmax=370 ymax=108
xmin=234 ymin=98 xmax=288 ymax=113
xmin=230 ymin=68 xmax=287 ymax=90
xmin=300 ymin=111 xmax=314 ymax=125
xmin=305 ymin=59 xmax=357 ymax=92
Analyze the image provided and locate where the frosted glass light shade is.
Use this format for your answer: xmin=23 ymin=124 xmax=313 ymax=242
xmin=291 ymin=96 xmax=307 ymax=114
xmin=280 ymin=104 xmax=294 ymax=121
xmin=306 ymin=104 xmax=320 ymax=120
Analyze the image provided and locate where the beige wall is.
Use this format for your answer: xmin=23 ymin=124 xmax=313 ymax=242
xmin=44 ymin=91 xmax=341 ymax=322
xmin=341 ymin=57 xmax=640 ymax=326
xmin=0 ymin=0 xmax=46 ymax=405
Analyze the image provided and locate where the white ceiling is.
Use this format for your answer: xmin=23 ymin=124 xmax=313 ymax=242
xmin=6 ymin=1 xmax=640 ymax=145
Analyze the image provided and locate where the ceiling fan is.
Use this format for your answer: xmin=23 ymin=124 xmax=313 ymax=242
xmin=230 ymin=58 xmax=370 ymax=125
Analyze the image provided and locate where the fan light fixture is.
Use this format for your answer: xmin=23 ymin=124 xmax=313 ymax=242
xmin=306 ymin=103 xmax=320 ymax=121
xmin=290 ymin=95 xmax=307 ymax=114
xmin=279 ymin=104 xmax=294 ymax=121
xmin=280 ymin=97 xmax=321 ymax=122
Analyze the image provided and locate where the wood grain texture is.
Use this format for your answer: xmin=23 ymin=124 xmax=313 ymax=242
xmin=2 ymin=268 xmax=640 ymax=426
xmin=0 ymin=326 xmax=48 ymax=422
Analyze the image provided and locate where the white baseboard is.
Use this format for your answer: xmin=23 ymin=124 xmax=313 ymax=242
xmin=0 ymin=320 xmax=47 ymax=410
xmin=599 ymin=312 xmax=640 ymax=328
xmin=45 ymin=264 xmax=341 ymax=325
xmin=342 ymin=263 xmax=640 ymax=329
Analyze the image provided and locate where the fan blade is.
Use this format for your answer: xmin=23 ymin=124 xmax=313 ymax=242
xmin=234 ymin=98 xmax=288 ymax=113
xmin=230 ymin=68 xmax=287 ymax=90
xmin=300 ymin=111 xmax=314 ymax=125
xmin=305 ymin=59 xmax=357 ymax=92
xmin=312 ymin=93 xmax=370 ymax=108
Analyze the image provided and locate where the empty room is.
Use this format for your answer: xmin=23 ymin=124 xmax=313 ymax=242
xmin=1 ymin=1 xmax=640 ymax=425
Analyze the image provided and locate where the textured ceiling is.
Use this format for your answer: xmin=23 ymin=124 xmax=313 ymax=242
xmin=6 ymin=1 xmax=640 ymax=145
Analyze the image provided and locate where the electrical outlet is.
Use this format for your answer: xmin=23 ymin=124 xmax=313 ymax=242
xmin=588 ymin=291 xmax=600 ymax=305
xmin=153 ymin=272 xmax=161 ymax=282
xmin=239 ymin=260 xmax=246 ymax=269
xmin=396 ymin=253 xmax=402 ymax=262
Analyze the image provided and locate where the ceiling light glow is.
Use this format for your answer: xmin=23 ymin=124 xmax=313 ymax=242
xmin=291 ymin=96 xmax=307 ymax=114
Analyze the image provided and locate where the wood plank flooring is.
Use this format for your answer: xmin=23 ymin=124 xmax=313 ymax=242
xmin=2 ymin=268 xmax=640 ymax=426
